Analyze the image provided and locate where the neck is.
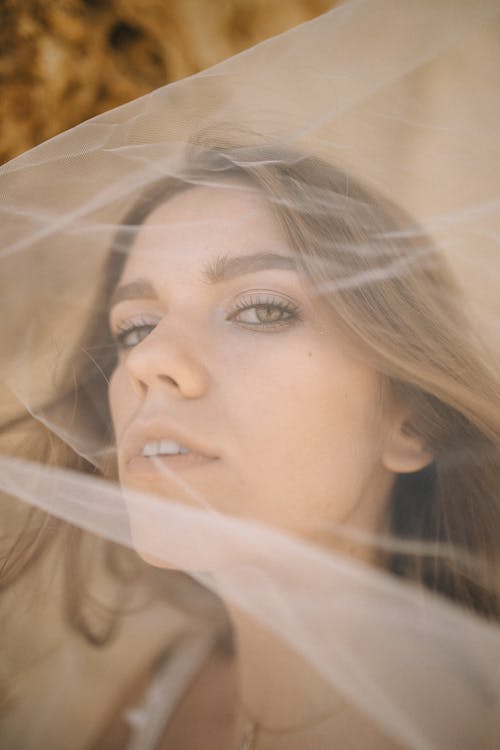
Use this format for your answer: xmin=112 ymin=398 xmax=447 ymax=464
xmin=226 ymin=604 xmax=341 ymax=739
xmin=220 ymin=532 xmax=386 ymax=749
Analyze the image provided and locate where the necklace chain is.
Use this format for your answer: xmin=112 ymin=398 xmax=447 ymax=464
xmin=238 ymin=704 xmax=339 ymax=749
xmin=239 ymin=719 xmax=258 ymax=750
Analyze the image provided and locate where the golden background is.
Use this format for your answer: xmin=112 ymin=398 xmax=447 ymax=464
xmin=0 ymin=0 xmax=334 ymax=164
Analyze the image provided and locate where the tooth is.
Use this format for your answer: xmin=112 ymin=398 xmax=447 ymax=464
xmin=143 ymin=441 xmax=159 ymax=457
xmin=159 ymin=440 xmax=180 ymax=455
xmin=142 ymin=439 xmax=192 ymax=457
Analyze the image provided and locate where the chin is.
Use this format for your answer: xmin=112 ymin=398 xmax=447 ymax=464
xmin=127 ymin=518 xmax=177 ymax=569
xmin=124 ymin=494 xmax=226 ymax=574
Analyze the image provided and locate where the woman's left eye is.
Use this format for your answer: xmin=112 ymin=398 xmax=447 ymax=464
xmin=112 ymin=318 xmax=159 ymax=349
xmin=228 ymin=296 xmax=301 ymax=329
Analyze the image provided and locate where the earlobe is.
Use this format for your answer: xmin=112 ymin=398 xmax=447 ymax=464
xmin=382 ymin=418 xmax=434 ymax=474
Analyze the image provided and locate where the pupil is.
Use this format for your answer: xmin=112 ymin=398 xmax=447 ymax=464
xmin=257 ymin=305 xmax=281 ymax=322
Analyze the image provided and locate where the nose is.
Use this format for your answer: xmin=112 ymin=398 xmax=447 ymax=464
xmin=125 ymin=320 xmax=209 ymax=400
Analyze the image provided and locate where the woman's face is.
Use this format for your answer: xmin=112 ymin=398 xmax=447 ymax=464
xmin=108 ymin=181 xmax=398 ymax=544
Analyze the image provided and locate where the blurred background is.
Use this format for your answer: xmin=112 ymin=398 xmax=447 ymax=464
xmin=0 ymin=0 xmax=335 ymax=164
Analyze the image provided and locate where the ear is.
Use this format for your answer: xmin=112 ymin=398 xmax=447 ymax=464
xmin=382 ymin=413 xmax=434 ymax=474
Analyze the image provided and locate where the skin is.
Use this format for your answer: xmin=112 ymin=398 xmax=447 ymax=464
xmin=108 ymin=180 xmax=421 ymax=546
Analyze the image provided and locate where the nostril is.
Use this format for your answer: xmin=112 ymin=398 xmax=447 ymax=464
xmin=158 ymin=374 xmax=179 ymax=388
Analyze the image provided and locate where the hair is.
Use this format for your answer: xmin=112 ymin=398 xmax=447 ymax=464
xmin=2 ymin=138 xmax=499 ymax=644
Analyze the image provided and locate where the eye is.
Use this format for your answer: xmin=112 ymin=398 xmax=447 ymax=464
xmin=228 ymin=294 xmax=301 ymax=330
xmin=112 ymin=316 xmax=160 ymax=350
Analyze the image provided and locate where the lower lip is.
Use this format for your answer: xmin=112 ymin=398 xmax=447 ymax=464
xmin=126 ymin=453 xmax=219 ymax=476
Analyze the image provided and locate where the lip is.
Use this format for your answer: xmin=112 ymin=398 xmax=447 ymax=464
xmin=126 ymin=453 xmax=218 ymax=478
xmin=119 ymin=418 xmax=219 ymax=474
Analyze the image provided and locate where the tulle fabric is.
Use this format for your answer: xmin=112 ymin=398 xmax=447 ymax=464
xmin=1 ymin=1 xmax=500 ymax=749
xmin=1 ymin=456 xmax=499 ymax=749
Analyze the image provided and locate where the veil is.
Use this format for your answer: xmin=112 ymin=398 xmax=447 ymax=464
xmin=1 ymin=1 xmax=500 ymax=749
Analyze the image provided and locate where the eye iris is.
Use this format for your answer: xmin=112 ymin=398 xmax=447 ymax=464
xmin=119 ymin=324 xmax=154 ymax=348
xmin=256 ymin=305 xmax=284 ymax=323
xmin=129 ymin=329 xmax=144 ymax=345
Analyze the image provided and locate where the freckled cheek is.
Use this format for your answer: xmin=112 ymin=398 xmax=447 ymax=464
xmin=224 ymin=357 xmax=333 ymax=458
xmin=227 ymin=353 xmax=379 ymax=476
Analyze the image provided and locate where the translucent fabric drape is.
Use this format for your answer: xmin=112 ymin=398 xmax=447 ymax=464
xmin=1 ymin=1 xmax=499 ymax=749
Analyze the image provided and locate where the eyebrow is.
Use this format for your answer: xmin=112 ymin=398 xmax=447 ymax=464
xmin=109 ymin=279 xmax=157 ymax=308
xmin=202 ymin=252 xmax=297 ymax=283
xmin=109 ymin=252 xmax=298 ymax=308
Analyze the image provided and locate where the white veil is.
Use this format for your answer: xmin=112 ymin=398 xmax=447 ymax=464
xmin=1 ymin=2 xmax=499 ymax=749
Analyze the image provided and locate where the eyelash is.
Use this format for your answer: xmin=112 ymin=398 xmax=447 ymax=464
xmin=112 ymin=295 xmax=301 ymax=350
xmin=227 ymin=294 xmax=301 ymax=330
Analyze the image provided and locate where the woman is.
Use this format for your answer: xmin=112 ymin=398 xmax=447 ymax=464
xmin=1 ymin=2 xmax=499 ymax=749
xmin=105 ymin=142 xmax=500 ymax=748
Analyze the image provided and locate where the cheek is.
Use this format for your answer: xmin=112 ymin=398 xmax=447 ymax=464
xmin=224 ymin=340 xmax=383 ymax=490
xmin=227 ymin=332 xmax=387 ymax=531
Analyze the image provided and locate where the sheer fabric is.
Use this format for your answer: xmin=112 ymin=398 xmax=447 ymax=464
xmin=1 ymin=1 xmax=499 ymax=748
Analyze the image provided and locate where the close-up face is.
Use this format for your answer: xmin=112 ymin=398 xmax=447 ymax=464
xmin=108 ymin=180 xmax=407 ymax=546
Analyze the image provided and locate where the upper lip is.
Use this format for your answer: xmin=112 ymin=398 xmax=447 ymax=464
xmin=119 ymin=418 xmax=219 ymax=464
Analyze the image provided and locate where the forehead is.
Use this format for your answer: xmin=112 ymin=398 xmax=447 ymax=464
xmin=121 ymin=181 xmax=291 ymax=281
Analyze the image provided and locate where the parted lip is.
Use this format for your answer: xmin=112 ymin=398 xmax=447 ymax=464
xmin=119 ymin=418 xmax=219 ymax=465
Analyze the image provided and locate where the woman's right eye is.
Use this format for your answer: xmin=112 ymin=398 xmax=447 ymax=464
xmin=114 ymin=322 xmax=157 ymax=350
